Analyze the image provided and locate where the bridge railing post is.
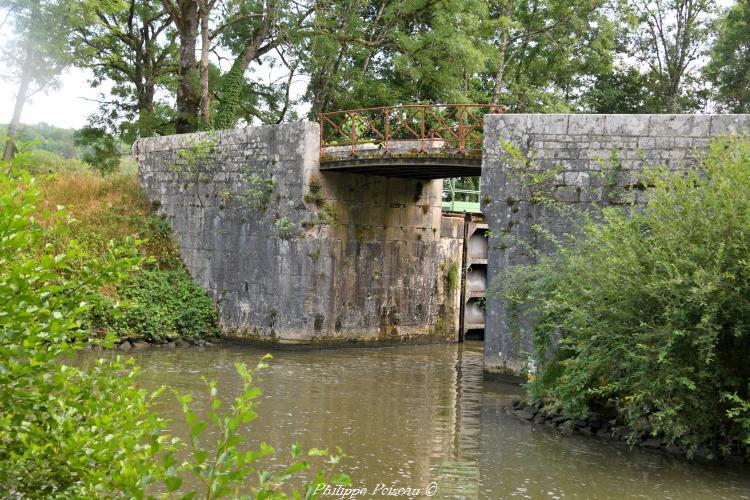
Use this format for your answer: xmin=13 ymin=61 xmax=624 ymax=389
xmin=420 ymin=106 xmax=425 ymax=153
xmin=350 ymin=112 xmax=356 ymax=156
xmin=458 ymin=105 xmax=465 ymax=153
xmin=385 ymin=107 xmax=390 ymax=153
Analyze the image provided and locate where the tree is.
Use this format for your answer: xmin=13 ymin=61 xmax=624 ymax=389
xmin=161 ymin=0 xmax=200 ymax=133
xmin=483 ymin=0 xmax=614 ymax=110
xmin=705 ymin=0 xmax=750 ymax=113
xmin=582 ymin=67 xmax=662 ymax=113
xmin=73 ymin=126 xmax=121 ymax=174
xmin=212 ymin=0 xmax=279 ymax=129
xmin=1 ymin=0 xmax=75 ymax=160
xmin=620 ymin=0 xmax=714 ymax=112
xmin=71 ymin=0 xmax=177 ymax=141
xmin=302 ymin=0 xmax=489 ymax=116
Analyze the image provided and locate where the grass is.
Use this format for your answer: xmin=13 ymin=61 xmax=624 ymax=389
xmin=38 ymin=170 xmax=180 ymax=267
xmin=35 ymin=166 xmax=219 ymax=342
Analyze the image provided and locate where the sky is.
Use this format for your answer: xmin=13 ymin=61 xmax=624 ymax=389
xmin=0 ymin=61 xmax=308 ymax=130
xmin=0 ymin=66 xmax=108 ymax=129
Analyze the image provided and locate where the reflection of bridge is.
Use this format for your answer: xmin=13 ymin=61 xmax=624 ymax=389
xmin=318 ymin=104 xmax=506 ymax=179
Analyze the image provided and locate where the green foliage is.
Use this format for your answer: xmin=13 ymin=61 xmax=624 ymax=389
xmin=0 ymin=168 xmax=170 ymax=497
xmin=70 ymin=0 xmax=177 ymax=141
xmin=243 ymin=173 xmax=275 ymax=211
xmin=168 ymin=355 xmax=351 ymax=498
xmin=214 ymin=61 xmax=246 ymax=130
xmin=74 ymin=126 xmax=122 ymax=175
xmin=36 ymin=169 xmax=215 ymax=343
xmin=446 ymin=260 xmax=460 ymax=292
xmin=4 ymin=122 xmax=79 ymax=158
xmin=9 ymin=142 xmax=87 ymax=174
xmin=501 ymin=136 xmax=750 ymax=456
xmin=616 ymin=0 xmax=714 ymax=113
xmin=171 ymin=134 xmax=219 ymax=174
xmin=0 ymin=168 xmax=349 ymax=497
xmin=705 ymin=0 xmax=750 ymax=113
xmin=582 ymin=68 xmax=663 ymax=113
xmin=275 ymin=217 xmax=298 ymax=240
xmin=500 ymin=139 xmax=563 ymax=205
xmin=304 ymin=176 xmax=325 ymax=205
xmin=88 ymin=270 xmax=220 ymax=343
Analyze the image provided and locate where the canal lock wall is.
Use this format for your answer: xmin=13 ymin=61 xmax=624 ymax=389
xmin=134 ymin=122 xmax=464 ymax=344
xmin=480 ymin=113 xmax=750 ymax=376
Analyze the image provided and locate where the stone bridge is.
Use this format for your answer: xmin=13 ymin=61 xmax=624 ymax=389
xmin=134 ymin=112 xmax=750 ymax=377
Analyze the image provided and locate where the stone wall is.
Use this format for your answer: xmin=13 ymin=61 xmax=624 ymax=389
xmin=135 ymin=121 xmax=458 ymax=343
xmin=481 ymin=114 xmax=750 ymax=376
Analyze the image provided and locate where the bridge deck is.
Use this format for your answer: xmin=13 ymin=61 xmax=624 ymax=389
xmin=318 ymin=104 xmax=500 ymax=179
xmin=320 ymin=143 xmax=481 ymax=179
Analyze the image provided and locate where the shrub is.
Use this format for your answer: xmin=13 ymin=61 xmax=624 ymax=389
xmin=0 ymin=169 xmax=166 ymax=496
xmin=74 ymin=126 xmax=122 ymax=175
xmin=0 ymin=168 xmax=350 ymax=497
xmin=501 ymin=136 xmax=750 ymax=456
xmin=89 ymin=269 xmax=220 ymax=342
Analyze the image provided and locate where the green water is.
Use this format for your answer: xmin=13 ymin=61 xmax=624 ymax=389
xmin=81 ymin=342 xmax=750 ymax=499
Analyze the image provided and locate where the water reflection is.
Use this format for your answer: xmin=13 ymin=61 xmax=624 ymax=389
xmin=80 ymin=342 xmax=750 ymax=499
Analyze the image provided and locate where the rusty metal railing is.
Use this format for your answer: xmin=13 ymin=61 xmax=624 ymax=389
xmin=318 ymin=104 xmax=507 ymax=157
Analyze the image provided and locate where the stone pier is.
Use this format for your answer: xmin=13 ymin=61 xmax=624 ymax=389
xmin=480 ymin=114 xmax=750 ymax=376
xmin=134 ymin=122 xmax=462 ymax=344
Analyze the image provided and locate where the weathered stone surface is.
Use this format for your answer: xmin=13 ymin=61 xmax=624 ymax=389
xmin=135 ymin=122 xmax=460 ymax=344
xmin=481 ymin=114 xmax=750 ymax=375
xmin=513 ymin=407 xmax=537 ymax=421
xmin=558 ymin=420 xmax=573 ymax=435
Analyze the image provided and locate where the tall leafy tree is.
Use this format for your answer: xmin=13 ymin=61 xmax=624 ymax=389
xmin=72 ymin=0 xmax=177 ymax=141
xmin=303 ymin=0 xmax=489 ymax=115
xmin=582 ymin=68 xmax=662 ymax=113
xmin=161 ymin=0 xmax=200 ymax=133
xmin=478 ymin=0 xmax=615 ymax=111
xmin=1 ymin=0 xmax=77 ymax=160
xmin=211 ymin=0 xmax=316 ymax=128
xmin=619 ymin=0 xmax=714 ymax=112
xmin=705 ymin=0 xmax=750 ymax=113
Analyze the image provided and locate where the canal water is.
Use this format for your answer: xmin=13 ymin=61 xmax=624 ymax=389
xmin=85 ymin=342 xmax=750 ymax=499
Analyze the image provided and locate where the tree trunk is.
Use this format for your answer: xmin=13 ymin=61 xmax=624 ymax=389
xmin=175 ymin=0 xmax=199 ymax=133
xmin=4 ymin=55 xmax=33 ymax=161
xmin=491 ymin=32 xmax=509 ymax=105
xmin=199 ymin=1 xmax=210 ymax=127
xmin=213 ymin=14 xmax=272 ymax=129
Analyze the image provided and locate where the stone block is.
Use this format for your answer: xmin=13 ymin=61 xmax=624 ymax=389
xmin=604 ymin=114 xmax=651 ymax=136
xmin=567 ymin=115 xmax=606 ymax=135
xmin=710 ymin=114 xmax=750 ymax=135
xmin=649 ymin=114 xmax=709 ymax=137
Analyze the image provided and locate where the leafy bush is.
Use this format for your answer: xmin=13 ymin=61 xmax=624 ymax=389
xmin=0 ymin=169 xmax=167 ymax=496
xmin=0 ymin=169 xmax=349 ymax=497
xmin=167 ymin=355 xmax=351 ymax=498
xmin=501 ymin=136 xmax=750 ymax=456
xmin=74 ymin=126 xmax=122 ymax=175
xmin=90 ymin=269 xmax=220 ymax=342
xmin=10 ymin=148 xmax=87 ymax=174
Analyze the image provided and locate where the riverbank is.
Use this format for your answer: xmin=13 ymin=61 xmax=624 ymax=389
xmin=39 ymin=170 xmax=220 ymax=344
xmin=508 ymin=398 xmax=749 ymax=465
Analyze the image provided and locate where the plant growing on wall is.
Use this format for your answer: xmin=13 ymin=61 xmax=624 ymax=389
xmin=168 ymin=134 xmax=220 ymax=207
xmin=242 ymin=173 xmax=275 ymax=211
xmin=303 ymin=175 xmax=339 ymax=229
xmin=499 ymin=136 xmax=750 ymax=457
xmin=500 ymin=140 xmax=563 ymax=206
xmin=275 ymin=217 xmax=298 ymax=240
